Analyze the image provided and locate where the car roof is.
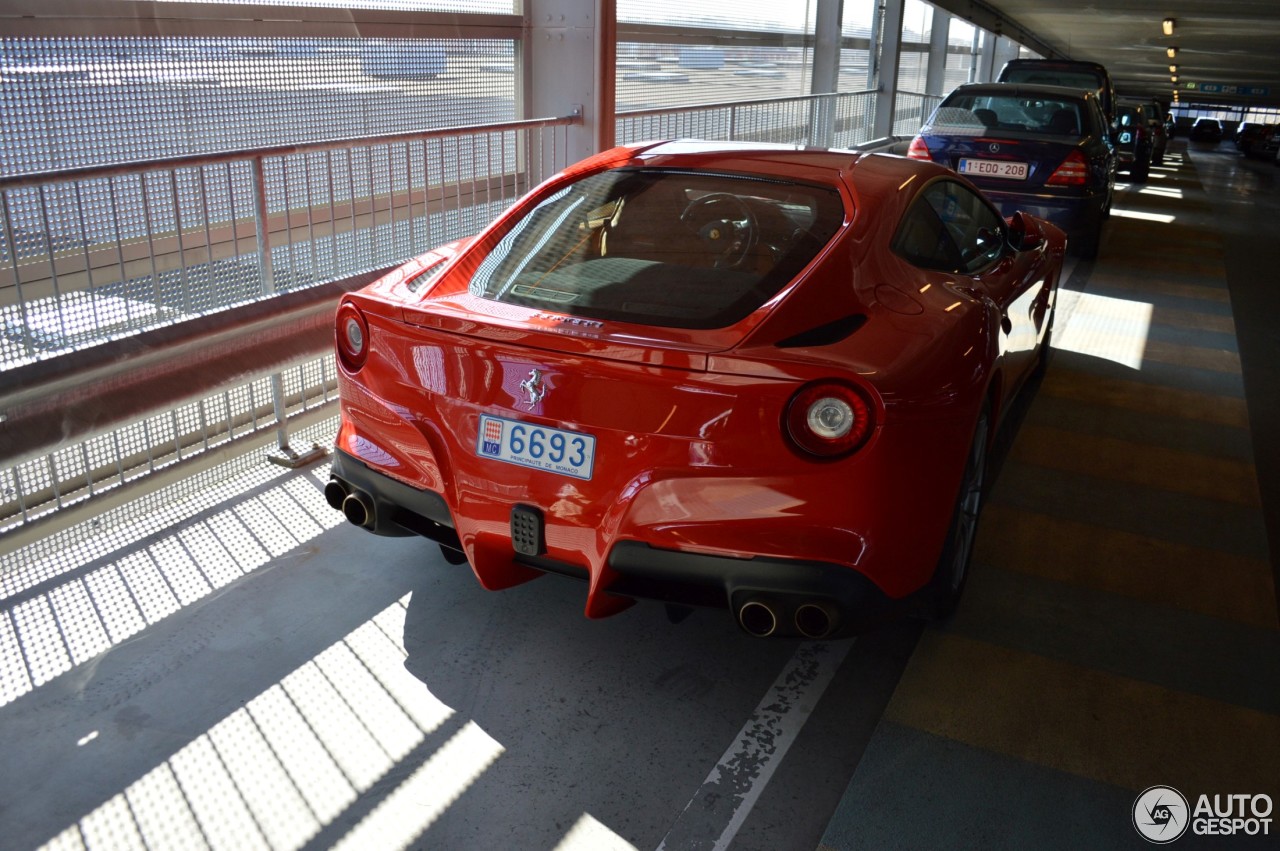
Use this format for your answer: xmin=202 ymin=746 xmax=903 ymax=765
xmin=624 ymin=140 xmax=864 ymax=181
xmin=593 ymin=141 xmax=960 ymax=218
xmin=945 ymin=82 xmax=1094 ymax=101
xmin=1002 ymin=58 xmax=1109 ymax=74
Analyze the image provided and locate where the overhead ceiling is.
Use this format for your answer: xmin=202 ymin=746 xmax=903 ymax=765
xmin=931 ymin=0 xmax=1280 ymax=108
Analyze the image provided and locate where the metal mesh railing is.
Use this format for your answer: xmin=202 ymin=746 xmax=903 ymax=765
xmin=0 ymin=35 xmax=518 ymax=175
xmin=1 ymin=355 xmax=339 ymax=535
xmin=0 ymin=117 xmax=576 ymax=370
xmin=616 ymin=90 xmax=879 ymax=148
xmin=894 ymin=90 xmax=943 ymax=136
xmin=615 ymin=88 xmax=939 ymax=150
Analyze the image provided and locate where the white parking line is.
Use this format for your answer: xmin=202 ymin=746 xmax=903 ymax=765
xmin=656 ymin=639 xmax=855 ymax=851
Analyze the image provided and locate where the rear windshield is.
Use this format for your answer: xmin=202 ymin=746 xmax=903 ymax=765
xmin=466 ymin=168 xmax=844 ymax=330
xmin=932 ymin=93 xmax=1087 ymax=137
xmin=1001 ymin=68 xmax=1102 ymax=93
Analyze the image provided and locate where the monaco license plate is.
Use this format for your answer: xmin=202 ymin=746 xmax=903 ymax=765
xmin=958 ymin=158 xmax=1028 ymax=180
xmin=477 ymin=414 xmax=596 ymax=480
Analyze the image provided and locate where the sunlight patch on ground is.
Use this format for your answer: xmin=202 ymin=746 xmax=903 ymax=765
xmin=1053 ymin=289 xmax=1154 ymax=370
xmin=1109 ymin=207 xmax=1176 ymax=224
xmin=0 ymin=462 xmax=344 ymax=708
xmin=554 ymin=813 xmax=640 ymax=851
xmin=40 ymin=596 xmax=495 ymax=851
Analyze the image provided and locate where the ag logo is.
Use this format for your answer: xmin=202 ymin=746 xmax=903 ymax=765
xmin=1134 ymin=786 xmax=1190 ymax=843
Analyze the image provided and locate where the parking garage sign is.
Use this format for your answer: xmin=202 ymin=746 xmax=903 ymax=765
xmin=1183 ymin=81 xmax=1271 ymax=96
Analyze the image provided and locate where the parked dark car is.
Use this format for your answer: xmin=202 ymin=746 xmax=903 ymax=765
xmin=997 ymin=58 xmax=1117 ymax=124
xmin=1114 ymin=101 xmax=1154 ymax=182
xmin=1259 ymin=126 xmax=1280 ymax=163
xmin=1144 ymin=98 xmax=1168 ymax=165
xmin=1236 ymin=122 xmax=1276 ymax=157
xmin=1189 ymin=118 xmax=1224 ymax=143
xmin=909 ymin=82 xmax=1116 ymax=258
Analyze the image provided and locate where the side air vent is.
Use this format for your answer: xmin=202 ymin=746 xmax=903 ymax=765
xmin=776 ymin=314 xmax=867 ymax=349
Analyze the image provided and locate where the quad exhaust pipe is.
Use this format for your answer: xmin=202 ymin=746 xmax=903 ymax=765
xmin=737 ymin=598 xmax=779 ymax=637
xmin=794 ymin=601 xmax=839 ymax=640
xmin=736 ymin=596 xmax=841 ymax=639
xmin=342 ymin=490 xmax=376 ymax=528
xmin=324 ymin=479 xmax=349 ymax=511
xmin=326 ymin=478 xmax=376 ymax=529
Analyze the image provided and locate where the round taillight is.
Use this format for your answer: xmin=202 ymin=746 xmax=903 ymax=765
xmin=336 ymin=302 xmax=369 ymax=372
xmin=785 ymin=382 xmax=874 ymax=458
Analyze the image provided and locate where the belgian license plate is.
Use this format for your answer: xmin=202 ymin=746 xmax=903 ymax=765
xmin=959 ymin=158 xmax=1028 ymax=180
xmin=476 ymin=414 xmax=596 ymax=480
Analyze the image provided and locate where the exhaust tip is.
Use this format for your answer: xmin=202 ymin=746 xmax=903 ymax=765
xmin=342 ymin=491 xmax=375 ymax=528
xmin=324 ymin=479 xmax=349 ymax=511
xmin=738 ymin=599 xmax=778 ymax=638
xmin=795 ymin=601 xmax=839 ymax=639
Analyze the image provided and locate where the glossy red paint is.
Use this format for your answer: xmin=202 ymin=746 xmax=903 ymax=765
xmin=329 ymin=141 xmax=1065 ymax=634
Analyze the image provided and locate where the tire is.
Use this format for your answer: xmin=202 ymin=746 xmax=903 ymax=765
xmin=1131 ymin=160 xmax=1150 ymax=183
xmin=926 ymin=407 xmax=990 ymax=619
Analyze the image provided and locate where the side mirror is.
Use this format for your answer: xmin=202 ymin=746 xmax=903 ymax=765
xmin=1007 ymin=211 xmax=1042 ymax=251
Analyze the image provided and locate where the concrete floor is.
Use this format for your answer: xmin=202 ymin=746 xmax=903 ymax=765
xmin=1 ymin=140 xmax=1276 ymax=851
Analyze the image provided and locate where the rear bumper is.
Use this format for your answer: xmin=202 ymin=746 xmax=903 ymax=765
xmin=605 ymin=540 xmax=898 ymax=626
xmin=328 ymin=448 xmax=900 ymax=632
xmin=329 ymin=450 xmax=460 ymax=547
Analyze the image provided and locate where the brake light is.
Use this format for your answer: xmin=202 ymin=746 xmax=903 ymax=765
xmin=1046 ymin=150 xmax=1089 ymax=186
xmin=336 ymin=301 xmax=370 ymax=372
xmin=785 ymin=382 xmax=875 ymax=458
xmin=906 ymin=136 xmax=931 ymax=160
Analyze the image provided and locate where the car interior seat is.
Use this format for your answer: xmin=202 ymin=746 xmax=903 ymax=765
xmin=1047 ymin=108 xmax=1079 ymax=135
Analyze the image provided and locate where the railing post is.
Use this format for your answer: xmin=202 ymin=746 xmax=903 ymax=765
xmin=253 ymin=154 xmax=326 ymax=469
xmin=252 ymin=155 xmax=275 ymax=298
xmin=0 ymin=190 xmax=35 ymax=358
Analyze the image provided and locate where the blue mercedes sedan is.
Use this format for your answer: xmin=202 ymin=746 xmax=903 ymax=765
xmin=908 ymin=83 xmax=1117 ymax=259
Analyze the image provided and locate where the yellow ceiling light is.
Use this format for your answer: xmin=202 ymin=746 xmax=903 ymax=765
xmin=1169 ymin=64 xmax=1178 ymax=73
xmin=1166 ymin=46 xmax=1178 ymax=59
xmin=1163 ymin=18 xmax=1176 ymax=36
xmin=1171 ymin=75 xmax=1178 ymax=83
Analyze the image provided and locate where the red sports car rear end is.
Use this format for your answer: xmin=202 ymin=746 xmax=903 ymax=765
xmin=327 ymin=142 xmax=1063 ymax=636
